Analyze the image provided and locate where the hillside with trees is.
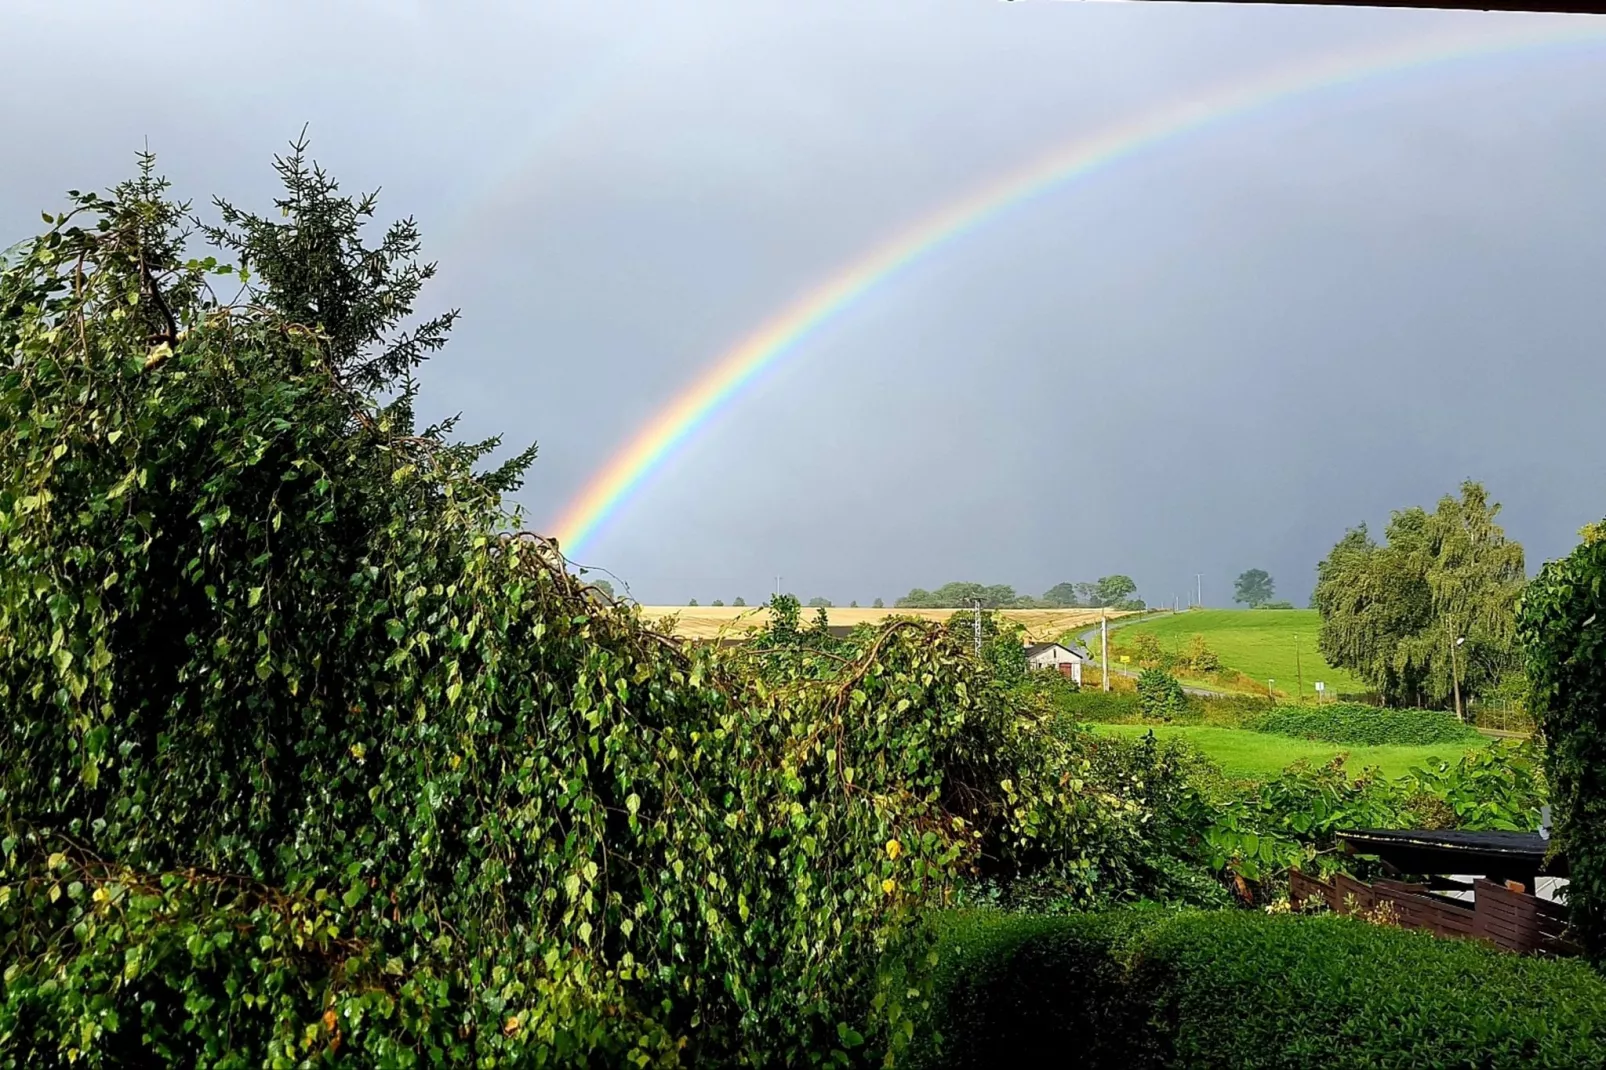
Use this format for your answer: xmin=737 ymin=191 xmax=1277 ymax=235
xmin=897 ymin=576 xmax=1143 ymax=610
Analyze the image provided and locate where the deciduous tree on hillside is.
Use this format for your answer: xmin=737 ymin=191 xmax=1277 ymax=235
xmin=1314 ymin=481 xmax=1525 ymax=710
xmin=1042 ymin=582 xmax=1082 ymax=607
xmin=1094 ymin=574 xmax=1138 ymax=607
xmin=1233 ymin=569 xmax=1275 ymax=607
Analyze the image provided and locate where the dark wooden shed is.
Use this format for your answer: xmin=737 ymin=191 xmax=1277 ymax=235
xmin=1289 ymin=828 xmax=1573 ymax=955
xmin=1338 ymin=828 xmax=1566 ymax=889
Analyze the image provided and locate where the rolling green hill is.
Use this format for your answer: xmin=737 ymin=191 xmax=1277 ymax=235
xmin=1110 ymin=609 xmax=1368 ymax=700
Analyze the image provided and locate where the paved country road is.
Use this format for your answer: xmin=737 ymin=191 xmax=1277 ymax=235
xmin=1074 ymin=612 xmax=1233 ymax=699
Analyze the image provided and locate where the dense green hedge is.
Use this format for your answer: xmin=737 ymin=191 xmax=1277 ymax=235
xmin=1252 ymin=702 xmax=1484 ymax=747
xmin=907 ymin=911 xmax=1158 ymax=1068
xmin=1051 ymin=689 xmax=1272 ymax=728
xmin=1050 ymin=688 xmax=1146 ymax=722
xmin=915 ymin=910 xmax=1606 ymax=1069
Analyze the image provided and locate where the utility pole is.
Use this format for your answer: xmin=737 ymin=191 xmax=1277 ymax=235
xmin=1101 ymin=611 xmax=1110 ymax=692
xmin=1450 ymin=631 xmax=1465 ymax=722
xmin=973 ymin=600 xmax=983 ymax=660
xmin=1295 ymin=633 xmax=1303 ymax=704
xmin=1196 ymin=574 xmax=1203 ymax=609
xmin=775 ymin=575 xmax=781 ymax=598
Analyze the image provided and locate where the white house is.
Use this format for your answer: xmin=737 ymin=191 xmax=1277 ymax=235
xmin=1024 ymin=641 xmax=1092 ymax=683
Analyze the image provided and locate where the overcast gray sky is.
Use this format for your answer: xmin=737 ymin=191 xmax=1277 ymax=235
xmin=6 ymin=1 xmax=1606 ymax=606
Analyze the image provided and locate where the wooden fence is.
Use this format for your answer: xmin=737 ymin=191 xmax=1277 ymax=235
xmin=1289 ymin=869 xmax=1574 ymax=956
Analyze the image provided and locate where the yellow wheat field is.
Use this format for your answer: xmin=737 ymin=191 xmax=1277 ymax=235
xmin=635 ymin=605 xmax=1131 ymax=643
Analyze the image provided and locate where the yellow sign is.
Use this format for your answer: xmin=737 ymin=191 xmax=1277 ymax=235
xmin=1119 ymin=655 xmax=1131 ymax=664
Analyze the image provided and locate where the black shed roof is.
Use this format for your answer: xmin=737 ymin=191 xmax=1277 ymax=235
xmin=1338 ymin=828 xmax=1566 ymax=878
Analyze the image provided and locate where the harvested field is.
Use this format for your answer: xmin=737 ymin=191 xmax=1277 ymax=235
xmin=635 ymin=605 xmax=1131 ymax=642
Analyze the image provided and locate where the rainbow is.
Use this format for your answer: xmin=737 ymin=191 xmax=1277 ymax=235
xmin=551 ymin=20 xmax=1606 ymax=558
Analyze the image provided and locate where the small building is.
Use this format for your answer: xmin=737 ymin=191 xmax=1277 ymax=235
xmin=1286 ymin=827 xmax=1574 ymax=956
xmin=1024 ymin=641 xmax=1092 ymax=683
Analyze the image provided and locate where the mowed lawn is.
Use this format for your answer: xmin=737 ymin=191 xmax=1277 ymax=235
xmin=1112 ymin=609 xmax=1367 ymax=698
xmin=1095 ymin=723 xmax=1486 ymax=780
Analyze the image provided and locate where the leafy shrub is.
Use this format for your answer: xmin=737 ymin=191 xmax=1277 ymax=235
xmin=915 ymin=909 xmax=1606 ymax=1069
xmin=1049 ymin=690 xmax=1268 ymax=729
xmin=1129 ymin=632 xmax=1163 ymax=666
xmin=0 ymin=158 xmax=1157 ymax=1065
xmin=1076 ymin=734 xmax=1232 ymax=909
xmin=1252 ymin=702 xmax=1483 ymax=746
xmin=1201 ymin=742 xmax=1544 ymax=890
xmin=1405 ymin=741 xmax=1546 ymax=831
xmin=1187 ymin=695 xmax=1278 ymax=727
xmin=1137 ymin=669 xmax=1186 ymax=720
xmin=1520 ymin=522 xmax=1606 ymax=963
xmin=1202 ymin=757 xmax=1411 ymax=887
xmin=1048 ymin=689 xmax=1145 ymax=723
xmin=1181 ymin=634 xmax=1219 ymax=673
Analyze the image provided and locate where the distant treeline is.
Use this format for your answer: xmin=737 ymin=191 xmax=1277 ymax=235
xmin=896 ymin=578 xmax=1145 ymax=611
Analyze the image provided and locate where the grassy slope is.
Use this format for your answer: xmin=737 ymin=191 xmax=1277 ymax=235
xmin=1112 ymin=609 xmax=1367 ymax=698
xmin=1094 ymin=723 xmax=1486 ymax=780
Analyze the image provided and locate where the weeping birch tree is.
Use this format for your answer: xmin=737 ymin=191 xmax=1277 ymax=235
xmin=1313 ymin=481 xmax=1524 ymax=710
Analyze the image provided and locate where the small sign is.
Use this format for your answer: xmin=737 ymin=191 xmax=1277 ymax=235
xmin=1315 ymin=682 xmax=1325 ymax=693
xmin=1119 ymin=655 xmax=1130 ymax=664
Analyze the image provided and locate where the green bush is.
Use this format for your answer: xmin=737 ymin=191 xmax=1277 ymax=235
xmin=1189 ymin=695 xmax=1280 ymax=727
xmin=916 ymin=910 xmax=1606 ymax=1069
xmin=1049 ymin=688 xmax=1145 ymax=723
xmin=1181 ymin=634 xmax=1219 ymax=673
xmin=0 ymin=157 xmax=1173 ymax=1066
xmin=1137 ymin=669 xmax=1186 ymax=720
xmin=1203 ymin=743 xmax=1544 ymax=889
xmin=1520 ymin=521 xmax=1606 ymax=963
xmin=1252 ymin=702 xmax=1484 ymax=746
xmin=1049 ymin=689 xmax=1268 ymax=728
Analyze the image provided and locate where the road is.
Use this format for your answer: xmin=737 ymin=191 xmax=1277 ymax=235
xmin=1074 ymin=613 xmax=1233 ymax=699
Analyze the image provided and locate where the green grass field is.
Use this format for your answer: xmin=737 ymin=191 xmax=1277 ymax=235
xmin=1110 ymin=609 xmax=1368 ymax=699
xmin=1094 ymin=723 xmax=1485 ymax=780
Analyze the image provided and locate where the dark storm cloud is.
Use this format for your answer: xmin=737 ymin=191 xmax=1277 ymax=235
xmin=4 ymin=1 xmax=1603 ymax=606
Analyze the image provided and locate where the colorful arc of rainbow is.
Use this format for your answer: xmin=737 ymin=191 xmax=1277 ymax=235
xmin=551 ymin=22 xmax=1606 ymax=558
